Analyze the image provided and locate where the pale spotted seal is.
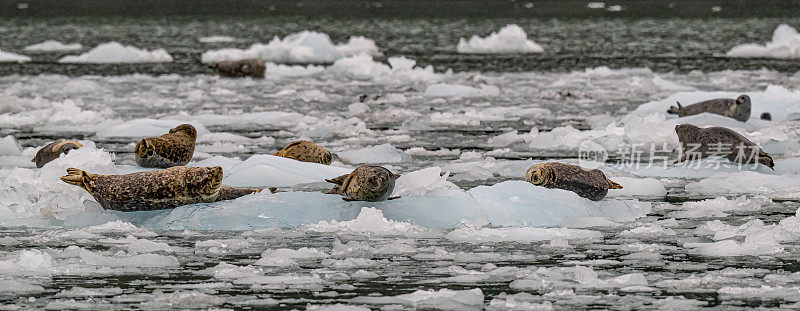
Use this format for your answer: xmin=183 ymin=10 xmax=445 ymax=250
xmin=667 ymin=95 xmax=751 ymax=122
xmin=209 ymin=58 xmax=266 ymax=78
xmin=674 ymin=124 xmax=774 ymax=169
xmin=326 ymin=166 xmax=400 ymax=202
xmin=525 ymin=162 xmax=622 ymax=201
xmin=135 ymin=124 xmax=196 ymax=168
xmin=271 ymin=140 xmax=332 ymax=165
xmin=32 ymin=140 xmax=83 ymax=168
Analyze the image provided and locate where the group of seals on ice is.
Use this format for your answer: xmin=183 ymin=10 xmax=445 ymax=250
xmin=28 ymin=92 xmax=772 ymax=211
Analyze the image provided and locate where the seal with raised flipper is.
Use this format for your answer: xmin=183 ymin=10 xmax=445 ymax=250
xmin=674 ymin=124 xmax=774 ymax=169
xmin=525 ymin=162 xmax=622 ymax=201
xmin=209 ymin=58 xmax=266 ymax=78
xmin=32 ymin=140 xmax=83 ymax=168
xmin=135 ymin=124 xmax=197 ymax=168
xmin=271 ymin=140 xmax=332 ymax=165
xmin=326 ymin=165 xmax=400 ymax=202
xmin=61 ymin=166 xmax=223 ymax=211
xmin=667 ymin=95 xmax=751 ymax=122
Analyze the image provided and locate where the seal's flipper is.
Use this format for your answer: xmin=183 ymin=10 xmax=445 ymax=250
xmin=667 ymin=102 xmax=683 ymax=115
xmin=606 ymin=179 xmax=623 ymax=189
xmin=387 ymin=196 xmax=401 ymax=200
xmin=342 ymin=197 xmax=357 ymax=202
xmin=325 ymin=174 xmax=349 ymax=185
xmin=60 ymin=168 xmax=91 ymax=193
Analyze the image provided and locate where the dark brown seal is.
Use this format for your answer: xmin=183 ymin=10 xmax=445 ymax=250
xmin=760 ymin=112 xmax=772 ymax=121
xmin=525 ymin=162 xmax=622 ymax=201
xmin=667 ymin=95 xmax=751 ymax=122
xmin=209 ymin=58 xmax=266 ymax=78
xmin=31 ymin=140 xmax=83 ymax=168
xmin=271 ymin=140 xmax=332 ymax=165
xmin=135 ymin=124 xmax=197 ymax=168
xmin=675 ymin=124 xmax=774 ymax=169
xmin=326 ymin=166 xmax=400 ymax=202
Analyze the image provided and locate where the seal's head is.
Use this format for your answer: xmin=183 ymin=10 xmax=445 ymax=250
xmin=734 ymin=94 xmax=751 ymax=121
xmin=525 ymin=163 xmax=556 ymax=187
xmin=32 ymin=140 xmax=84 ymax=168
xmin=135 ymin=138 xmax=155 ymax=159
xmin=760 ymin=112 xmax=772 ymax=121
xmin=185 ymin=166 xmax=223 ymax=198
xmin=169 ymin=124 xmax=197 ymax=139
xmin=675 ymin=124 xmax=701 ymax=143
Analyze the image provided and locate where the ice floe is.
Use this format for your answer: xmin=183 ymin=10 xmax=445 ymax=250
xmin=727 ymin=24 xmax=800 ymax=59
xmin=457 ymin=24 xmax=544 ymax=54
xmin=424 ymin=83 xmax=500 ymax=97
xmin=198 ymin=35 xmax=235 ymax=43
xmin=0 ymin=49 xmax=31 ymax=62
xmin=24 ymin=40 xmax=83 ymax=52
xmin=200 ymin=31 xmax=379 ymax=64
xmin=58 ymin=42 xmax=173 ymax=63
xmin=336 ymin=143 xmax=410 ymax=164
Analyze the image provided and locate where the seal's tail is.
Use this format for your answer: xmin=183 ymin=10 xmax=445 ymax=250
xmin=60 ymin=168 xmax=90 ymax=192
xmin=667 ymin=101 xmax=683 ymax=115
xmin=607 ymin=179 xmax=623 ymax=189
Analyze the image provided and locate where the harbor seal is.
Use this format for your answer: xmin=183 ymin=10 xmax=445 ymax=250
xmin=209 ymin=58 xmax=266 ymax=78
xmin=667 ymin=95 xmax=751 ymax=122
xmin=525 ymin=162 xmax=622 ymax=201
xmin=674 ymin=124 xmax=774 ymax=169
xmin=271 ymin=140 xmax=332 ymax=165
xmin=326 ymin=166 xmax=400 ymax=202
xmin=31 ymin=140 xmax=83 ymax=168
xmin=135 ymin=124 xmax=196 ymax=168
xmin=61 ymin=166 xmax=223 ymax=211
xmin=760 ymin=112 xmax=772 ymax=121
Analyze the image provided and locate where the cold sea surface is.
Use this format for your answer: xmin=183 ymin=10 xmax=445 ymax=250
xmin=3 ymin=16 xmax=800 ymax=310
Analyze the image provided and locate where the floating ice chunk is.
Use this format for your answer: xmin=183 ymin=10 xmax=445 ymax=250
xmin=0 ymin=279 xmax=44 ymax=294
xmin=457 ymin=24 xmax=544 ymax=54
xmin=424 ymin=83 xmax=500 ymax=97
xmin=682 ymin=196 xmax=770 ymax=215
xmin=24 ymin=40 xmax=83 ymax=52
xmin=528 ymin=124 xmax=624 ymax=151
xmin=326 ymin=54 xmax=389 ymax=79
xmin=336 ymin=144 xmax=410 ymax=164
xmin=563 ymin=217 xmax=619 ymax=228
xmin=686 ymin=172 xmax=800 ymax=198
xmin=142 ymin=290 xmax=224 ymax=308
xmin=304 ymin=207 xmax=429 ymax=236
xmin=168 ymin=110 xmax=317 ymax=128
xmin=0 ymin=49 xmax=31 ymax=62
xmin=78 ymin=248 xmax=179 ymax=267
xmin=391 ymin=167 xmax=457 ymax=197
xmin=0 ymin=135 xmax=22 ymax=156
xmin=446 ymin=225 xmax=602 ymax=243
xmin=488 ymin=293 xmax=554 ymax=310
xmin=606 ymin=177 xmax=667 ymax=197
xmin=59 ymin=42 xmax=173 ymax=63
xmin=0 ymin=145 xmax=115 ymax=221
xmin=266 ymin=62 xmax=325 ymax=77
xmin=295 ymin=116 xmax=373 ymax=138
xmin=127 ymin=238 xmax=173 ymax=254
xmin=218 ymin=154 xmax=352 ymax=188
xmin=727 ymin=24 xmax=800 ymax=59
xmin=684 ymin=232 xmax=783 ymax=256
xmin=198 ymin=36 xmax=235 ymax=43
xmin=618 ymin=224 xmax=676 ymax=238
xmin=95 ymin=118 xmax=208 ymax=138
xmin=350 ymin=288 xmax=484 ymax=309
xmin=307 ymin=304 xmax=370 ymax=311
xmin=0 ymin=100 xmax=104 ymax=130
xmin=200 ymin=31 xmax=378 ymax=64
xmin=587 ymin=2 xmax=605 ymax=9
xmin=0 ymin=249 xmax=54 ymax=275
xmin=324 ymin=54 xmax=438 ymax=83
xmin=607 ymin=5 xmax=623 ymax=11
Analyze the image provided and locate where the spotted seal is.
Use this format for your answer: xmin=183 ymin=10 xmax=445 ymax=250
xmin=667 ymin=95 xmax=751 ymax=122
xmin=60 ymin=166 xmax=223 ymax=211
xmin=326 ymin=166 xmax=400 ymax=202
xmin=525 ymin=162 xmax=622 ymax=201
xmin=674 ymin=124 xmax=774 ymax=169
xmin=135 ymin=124 xmax=196 ymax=168
xmin=209 ymin=58 xmax=266 ymax=78
xmin=271 ymin=140 xmax=332 ymax=165
xmin=31 ymin=140 xmax=83 ymax=168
